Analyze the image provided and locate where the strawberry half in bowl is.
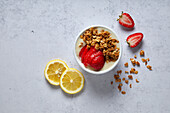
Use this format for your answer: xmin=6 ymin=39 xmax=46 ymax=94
xmin=74 ymin=25 xmax=122 ymax=74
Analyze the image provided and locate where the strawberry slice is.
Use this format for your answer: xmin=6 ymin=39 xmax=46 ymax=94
xmin=83 ymin=46 xmax=97 ymax=67
xmin=90 ymin=55 xmax=105 ymax=70
xmin=81 ymin=46 xmax=89 ymax=63
xmin=126 ymin=33 xmax=143 ymax=48
xmin=79 ymin=45 xmax=87 ymax=57
xmin=87 ymin=50 xmax=103 ymax=65
xmin=117 ymin=12 xmax=135 ymax=28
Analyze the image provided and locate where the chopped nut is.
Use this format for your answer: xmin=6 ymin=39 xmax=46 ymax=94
xmin=115 ymin=79 xmax=121 ymax=82
xmin=145 ymin=62 xmax=147 ymax=65
xmin=125 ymin=80 xmax=129 ymax=84
xmin=122 ymin=78 xmax=125 ymax=81
xmin=114 ymin=75 xmax=120 ymax=79
xmin=134 ymin=71 xmax=138 ymax=74
xmin=130 ymin=84 xmax=132 ymax=88
xmin=130 ymin=58 xmax=136 ymax=66
xmin=125 ymin=71 xmax=129 ymax=74
xmin=136 ymin=79 xmax=139 ymax=83
xmin=124 ymin=62 xmax=128 ymax=67
xmin=80 ymin=35 xmax=83 ymax=39
xmin=111 ymin=81 xmax=113 ymax=85
xmin=130 ymin=68 xmax=135 ymax=73
xmin=140 ymin=50 xmax=144 ymax=56
xmin=136 ymin=61 xmax=140 ymax=66
xmin=128 ymin=75 xmax=133 ymax=79
xmin=119 ymin=83 xmax=123 ymax=86
xmin=147 ymin=65 xmax=152 ymax=70
xmin=134 ymin=55 xmax=137 ymax=58
xmin=79 ymin=42 xmax=84 ymax=48
xmin=118 ymin=85 xmax=122 ymax=91
xmin=141 ymin=58 xmax=147 ymax=62
xmin=147 ymin=58 xmax=150 ymax=62
xmin=87 ymin=45 xmax=91 ymax=49
xmin=121 ymin=91 xmax=126 ymax=94
xmin=117 ymin=70 xmax=122 ymax=74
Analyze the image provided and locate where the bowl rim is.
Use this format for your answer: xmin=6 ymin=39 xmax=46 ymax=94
xmin=74 ymin=25 xmax=122 ymax=74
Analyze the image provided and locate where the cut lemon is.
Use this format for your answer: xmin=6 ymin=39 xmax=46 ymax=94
xmin=44 ymin=59 xmax=68 ymax=85
xmin=60 ymin=68 xmax=84 ymax=94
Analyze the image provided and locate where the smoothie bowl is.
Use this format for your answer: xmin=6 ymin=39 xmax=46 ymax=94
xmin=74 ymin=25 xmax=122 ymax=74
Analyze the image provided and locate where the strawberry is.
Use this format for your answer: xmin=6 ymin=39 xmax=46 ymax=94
xmin=117 ymin=12 xmax=135 ymax=28
xmin=81 ymin=46 xmax=89 ymax=63
xmin=83 ymin=46 xmax=97 ymax=67
xmin=79 ymin=45 xmax=87 ymax=57
xmin=87 ymin=50 xmax=103 ymax=66
xmin=126 ymin=33 xmax=143 ymax=48
xmin=90 ymin=55 xmax=105 ymax=70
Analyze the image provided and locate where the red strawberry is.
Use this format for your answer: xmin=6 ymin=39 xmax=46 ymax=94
xmin=81 ymin=46 xmax=89 ymax=63
xmin=87 ymin=50 xmax=103 ymax=65
xmin=79 ymin=45 xmax=87 ymax=57
xmin=117 ymin=12 xmax=135 ymax=28
xmin=90 ymin=55 xmax=105 ymax=70
xmin=126 ymin=33 xmax=143 ymax=48
xmin=83 ymin=46 xmax=97 ymax=67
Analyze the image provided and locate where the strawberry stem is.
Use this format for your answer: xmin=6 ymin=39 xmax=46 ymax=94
xmin=117 ymin=11 xmax=124 ymax=21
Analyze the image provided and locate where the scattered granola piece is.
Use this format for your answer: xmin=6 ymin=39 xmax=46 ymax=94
xmin=121 ymin=91 xmax=126 ymax=94
xmin=134 ymin=71 xmax=138 ymax=74
xmin=125 ymin=80 xmax=129 ymax=84
xmin=146 ymin=58 xmax=150 ymax=62
xmin=145 ymin=62 xmax=147 ymax=65
xmin=79 ymin=42 xmax=84 ymax=48
xmin=114 ymin=75 xmax=120 ymax=79
xmin=136 ymin=79 xmax=139 ymax=83
xmin=124 ymin=62 xmax=128 ymax=67
xmin=136 ymin=61 xmax=140 ymax=66
xmin=118 ymin=85 xmax=122 ymax=91
xmin=130 ymin=58 xmax=136 ymax=66
xmin=115 ymin=79 xmax=121 ymax=82
xmin=141 ymin=58 xmax=147 ymax=62
xmin=134 ymin=55 xmax=137 ymax=59
xmin=111 ymin=81 xmax=113 ymax=85
xmin=125 ymin=71 xmax=129 ymax=74
xmin=130 ymin=84 xmax=132 ymax=88
xmin=117 ymin=70 xmax=122 ymax=74
xmin=130 ymin=68 xmax=135 ymax=73
xmin=119 ymin=83 xmax=123 ymax=86
xmin=122 ymin=78 xmax=125 ymax=81
xmin=147 ymin=65 xmax=152 ymax=70
xmin=128 ymin=75 xmax=133 ymax=79
xmin=140 ymin=50 xmax=144 ymax=56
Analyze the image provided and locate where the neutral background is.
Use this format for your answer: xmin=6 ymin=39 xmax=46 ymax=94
xmin=0 ymin=0 xmax=170 ymax=113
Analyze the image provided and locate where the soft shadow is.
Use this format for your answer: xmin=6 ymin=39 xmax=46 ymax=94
xmin=120 ymin=25 xmax=135 ymax=31
xmin=128 ymin=41 xmax=144 ymax=53
xmin=45 ymin=78 xmax=60 ymax=90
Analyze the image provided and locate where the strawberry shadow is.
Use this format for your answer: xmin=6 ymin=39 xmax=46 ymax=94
xmin=120 ymin=25 xmax=135 ymax=31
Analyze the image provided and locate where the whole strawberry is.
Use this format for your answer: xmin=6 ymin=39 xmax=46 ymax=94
xmin=126 ymin=33 xmax=143 ymax=48
xmin=117 ymin=11 xmax=135 ymax=28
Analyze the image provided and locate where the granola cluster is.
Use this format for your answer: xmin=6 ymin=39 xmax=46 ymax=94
xmin=111 ymin=50 xmax=153 ymax=95
xmin=80 ymin=27 xmax=120 ymax=62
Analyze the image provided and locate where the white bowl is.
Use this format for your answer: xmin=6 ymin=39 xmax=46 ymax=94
xmin=74 ymin=25 xmax=122 ymax=74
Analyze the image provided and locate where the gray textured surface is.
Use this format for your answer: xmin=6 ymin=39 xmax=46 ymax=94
xmin=0 ymin=0 xmax=170 ymax=113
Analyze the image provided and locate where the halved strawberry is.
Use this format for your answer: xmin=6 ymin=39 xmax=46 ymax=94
xmin=117 ymin=12 xmax=135 ymax=28
xmin=90 ymin=55 xmax=105 ymax=70
xmin=87 ymin=50 xmax=103 ymax=65
xmin=83 ymin=46 xmax=97 ymax=67
xmin=79 ymin=45 xmax=87 ymax=57
xmin=126 ymin=33 xmax=143 ymax=48
xmin=81 ymin=46 xmax=89 ymax=63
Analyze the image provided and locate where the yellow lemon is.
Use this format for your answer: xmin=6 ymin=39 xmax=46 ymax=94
xmin=60 ymin=68 xmax=84 ymax=94
xmin=44 ymin=59 xmax=68 ymax=85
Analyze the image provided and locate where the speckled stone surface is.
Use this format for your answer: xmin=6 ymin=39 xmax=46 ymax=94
xmin=0 ymin=0 xmax=170 ymax=113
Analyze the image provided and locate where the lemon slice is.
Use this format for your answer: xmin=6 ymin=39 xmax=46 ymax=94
xmin=60 ymin=68 xmax=84 ymax=94
xmin=44 ymin=59 xmax=68 ymax=85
